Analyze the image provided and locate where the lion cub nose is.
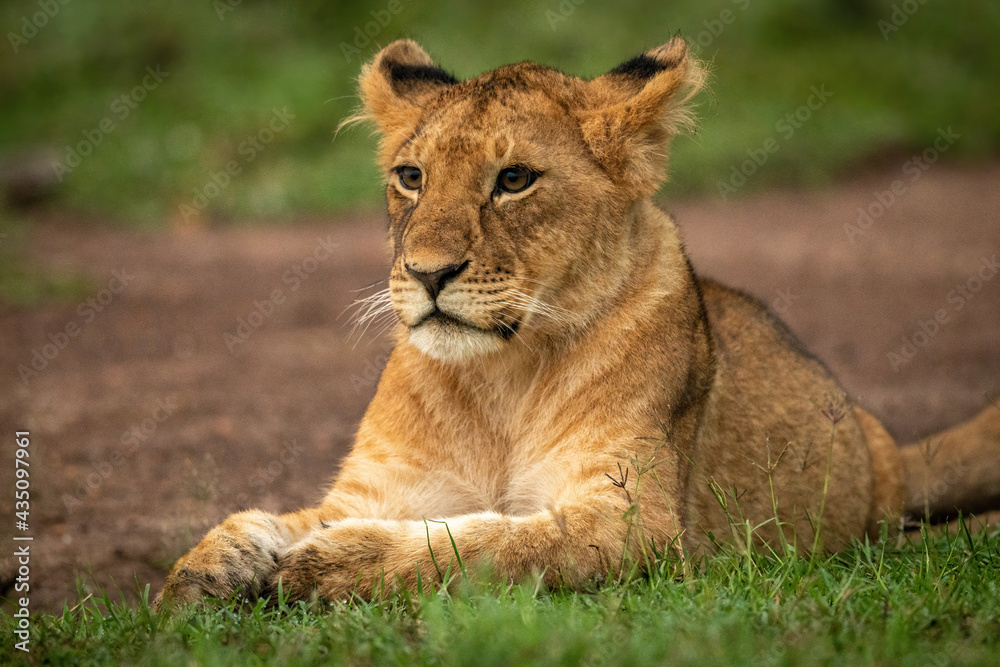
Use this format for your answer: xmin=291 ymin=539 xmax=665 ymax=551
xmin=405 ymin=260 xmax=468 ymax=300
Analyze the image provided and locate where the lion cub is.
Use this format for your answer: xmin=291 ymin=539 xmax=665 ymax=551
xmin=157 ymin=38 xmax=1000 ymax=607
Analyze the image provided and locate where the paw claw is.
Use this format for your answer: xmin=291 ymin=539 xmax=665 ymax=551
xmin=154 ymin=510 xmax=287 ymax=606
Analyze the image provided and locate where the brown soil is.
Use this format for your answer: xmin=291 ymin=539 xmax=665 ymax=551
xmin=1 ymin=163 xmax=999 ymax=612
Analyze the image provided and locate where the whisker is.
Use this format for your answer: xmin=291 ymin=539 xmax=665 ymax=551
xmin=503 ymin=288 xmax=575 ymax=327
xmin=342 ymin=285 xmax=397 ymax=346
xmin=496 ymin=319 xmax=535 ymax=356
xmin=350 ymin=279 xmax=388 ymax=294
xmin=340 ymin=286 xmax=392 ymax=321
xmin=371 ymin=316 xmax=401 ymax=341
xmin=352 ymin=299 xmax=393 ymax=327
xmin=350 ymin=309 xmax=397 ymax=348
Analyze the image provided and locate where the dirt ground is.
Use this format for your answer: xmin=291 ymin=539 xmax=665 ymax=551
xmin=2 ymin=163 xmax=999 ymax=613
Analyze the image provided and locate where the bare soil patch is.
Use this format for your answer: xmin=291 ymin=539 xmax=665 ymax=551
xmin=2 ymin=163 xmax=998 ymax=612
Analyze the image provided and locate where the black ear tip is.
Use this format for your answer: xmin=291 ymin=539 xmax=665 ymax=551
xmin=608 ymin=54 xmax=671 ymax=79
xmin=609 ymin=38 xmax=688 ymax=80
xmin=373 ymin=40 xmax=458 ymax=92
xmin=383 ymin=62 xmax=459 ymax=90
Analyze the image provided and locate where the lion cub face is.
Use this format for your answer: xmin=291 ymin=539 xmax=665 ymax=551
xmin=382 ymin=69 xmax=611 ymax=363
xmin=356 ymin=39 xmax=703 ymax=362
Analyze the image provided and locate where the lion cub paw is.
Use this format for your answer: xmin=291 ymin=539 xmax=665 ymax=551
xmin=155 ymin=510 xmax=289 ymax=610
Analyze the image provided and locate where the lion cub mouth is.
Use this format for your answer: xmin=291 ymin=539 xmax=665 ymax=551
xmin=419 ymin=309 xmax=475 ymax=332
xmin=417 ymin=309 xmax=518 ymax=340
xmin=407 ymin=307 xmax=520 ymax=362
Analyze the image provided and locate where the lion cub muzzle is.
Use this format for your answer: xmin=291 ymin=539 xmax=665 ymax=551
xmin=404 ymin=259 xmax=469 ymax=301
xmin=392 ymin=253 xmax=524 ymax=362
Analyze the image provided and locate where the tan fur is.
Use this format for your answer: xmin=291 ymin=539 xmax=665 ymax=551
xmin=156 ymin=39 xmax=1000 ymax=608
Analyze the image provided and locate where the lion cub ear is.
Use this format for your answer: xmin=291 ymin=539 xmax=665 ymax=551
xmin=579 ymin=38 xmax=706 ymax=197
xmin=356 ymin=39 xmax=458 ymax=141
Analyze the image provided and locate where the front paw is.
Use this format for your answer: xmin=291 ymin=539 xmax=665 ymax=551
xmin=266 ymin=528 xmax=393 ymax=603
xmin=155 ymin=510 xmax=287 ymax=609
xmin=265 ymin=539 xmax=328 ymax=603
xmin=264 ymin=534 xmax=367 ymax=603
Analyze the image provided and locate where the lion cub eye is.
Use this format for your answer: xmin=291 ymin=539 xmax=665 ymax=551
xmin=496 ymin=165 xmax=537 ymax=195
xmin=395 ymin=166 xmax=423 ymax=191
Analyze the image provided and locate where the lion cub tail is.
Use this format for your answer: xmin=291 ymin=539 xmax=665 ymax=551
xmin=898 ymin=403 xmax=1000 ymax=523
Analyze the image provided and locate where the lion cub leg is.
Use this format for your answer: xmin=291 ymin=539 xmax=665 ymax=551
xmin=899 ymin=403 xmax=1000 ymax=521
xmin=853 ymin=406 xmax=905 ymax=535
xmin=155 ymin=506 xmax=332 ymax=609
xmin=267 ymin=491 xmax=637 ymax=602
xmin=857 ymin=402 xmax=1000 ymax=528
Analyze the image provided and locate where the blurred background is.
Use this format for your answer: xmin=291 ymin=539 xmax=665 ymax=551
xmin=2 ymin=1 xmax=999 ymax=225
xmin=1 ymin=0 xmax=999 ymax=611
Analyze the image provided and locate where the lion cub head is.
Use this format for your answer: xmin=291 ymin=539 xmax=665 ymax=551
xmin=355 ymin=38 xmax=704 ymax=362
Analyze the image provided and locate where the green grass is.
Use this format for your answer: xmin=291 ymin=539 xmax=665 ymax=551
xmin=3 ymin=0 xmax=999 ymax=302
xmin=3 ymin=524 xmax=999 ymax=665
xmin=1 ymin=0 xmax=999 ymax=225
